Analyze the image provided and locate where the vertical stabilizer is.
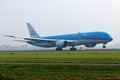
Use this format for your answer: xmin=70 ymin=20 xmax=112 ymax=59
xmin=27 ymin=23 xmax=40 ymax=38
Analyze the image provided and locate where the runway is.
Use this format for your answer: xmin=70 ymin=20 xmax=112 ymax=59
xmin=0 ymin=62 xmax=120 ymax=66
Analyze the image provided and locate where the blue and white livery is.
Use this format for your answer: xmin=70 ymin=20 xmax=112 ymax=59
xmin=4 ymin=23 xmax=113 ymax=51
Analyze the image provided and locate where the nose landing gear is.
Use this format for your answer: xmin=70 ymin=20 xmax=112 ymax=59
xmin=103 ymin=45 xmax=106 ymax=48
xmin=103 ymin=43 xmax=107 ymax=48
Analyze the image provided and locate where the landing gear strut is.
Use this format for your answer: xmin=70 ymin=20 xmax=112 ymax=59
xmin=70 ymin=46 xmax=76 ymax=51
xmin=103 ymin=43 xmax=106 ymax=48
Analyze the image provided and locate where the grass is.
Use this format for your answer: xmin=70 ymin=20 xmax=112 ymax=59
xmin=0 ymin=50 xmax=120 ymax=63
xmin=0 ymin=50 xmax=120 ymax=80
xmin=0 ymin=64 xmax=120 ymax=80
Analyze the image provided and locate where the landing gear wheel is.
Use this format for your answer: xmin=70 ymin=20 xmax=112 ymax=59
xmin=70 ymin=48 xmax=76 ymax=51
xmin=103 ymin=43 xmax=107 ymax=48
xmin=103 ymin=45 xmax=106 ymax=48
xmin=56 ymin=48 xmax=62 ymax=51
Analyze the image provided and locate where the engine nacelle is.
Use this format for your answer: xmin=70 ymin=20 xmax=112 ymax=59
xmin=56 ymin=40 xmax=67 ymax=48
xmin=85 ymin=44 xmax=96 ymax=47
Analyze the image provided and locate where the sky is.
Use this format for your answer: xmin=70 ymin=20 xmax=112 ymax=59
xmin=0 ymin=0 xmax=120 ymax=47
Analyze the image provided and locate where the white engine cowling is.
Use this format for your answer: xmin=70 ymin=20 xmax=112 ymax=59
xmin=85 ymin=44 xmax=96 ymax=47
xmin=56 ymin=40 xmax=67 ymax=48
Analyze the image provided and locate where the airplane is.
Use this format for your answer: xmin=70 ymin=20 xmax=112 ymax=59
xmin=4 ymin=23 xmax=113 ymax=51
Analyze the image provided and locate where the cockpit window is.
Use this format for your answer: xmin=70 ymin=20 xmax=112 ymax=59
xmin=104 ymin=34 xmax=108 ymax=36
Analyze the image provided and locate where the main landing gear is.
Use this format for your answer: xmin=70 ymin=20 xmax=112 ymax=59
xmin=56 ymin=47 xmax=77 ymax=51
xmin=56 ymin=48 xmax=62 ymax=51
xmin=70 ymin=46 xmax=76 ymax=51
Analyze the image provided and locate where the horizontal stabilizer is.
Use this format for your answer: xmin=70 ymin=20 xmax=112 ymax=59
xmin=3 ymin=35 xmax=23 ymax=39
xmin=3 ymin=35 xmax=16 ymax=38
xmin=13 ymin=40 xmax=28 ymax=42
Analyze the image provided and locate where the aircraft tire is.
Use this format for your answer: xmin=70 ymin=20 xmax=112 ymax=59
xmin=56 ymin=48 xmax=63 ymax=51
xmin=70 ymin=48 xmax=76 ymax=51
xmin=103 ymin=45 xmax=106 ymax=48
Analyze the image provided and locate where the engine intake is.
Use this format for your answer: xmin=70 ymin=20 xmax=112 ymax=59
xmin=56 ymin=40 xmax=67 ymax=48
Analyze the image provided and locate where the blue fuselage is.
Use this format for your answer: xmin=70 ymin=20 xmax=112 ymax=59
xmin=28 ymin=31 xmax=113 ymax=48
xmin=43 ymin=32 xmax=112 ymax=41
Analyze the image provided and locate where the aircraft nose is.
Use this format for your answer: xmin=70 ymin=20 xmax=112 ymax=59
xmin=108 ymin=36 xmax=113 ymax=41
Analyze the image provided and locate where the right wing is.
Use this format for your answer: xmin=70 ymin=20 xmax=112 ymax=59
xmin=3 ymin=35 xmax=74 ymax=44
xmin=3 ymin=35 xmax=74 ymax=46
xmin=3 ymin=35 xmax=56 ymax=42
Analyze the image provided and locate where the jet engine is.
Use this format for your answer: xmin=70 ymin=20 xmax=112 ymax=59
xmin=56 ymin=40 xmax=67 ymax=48
xmin=85 ymin=44 xmax=96 ymax=47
